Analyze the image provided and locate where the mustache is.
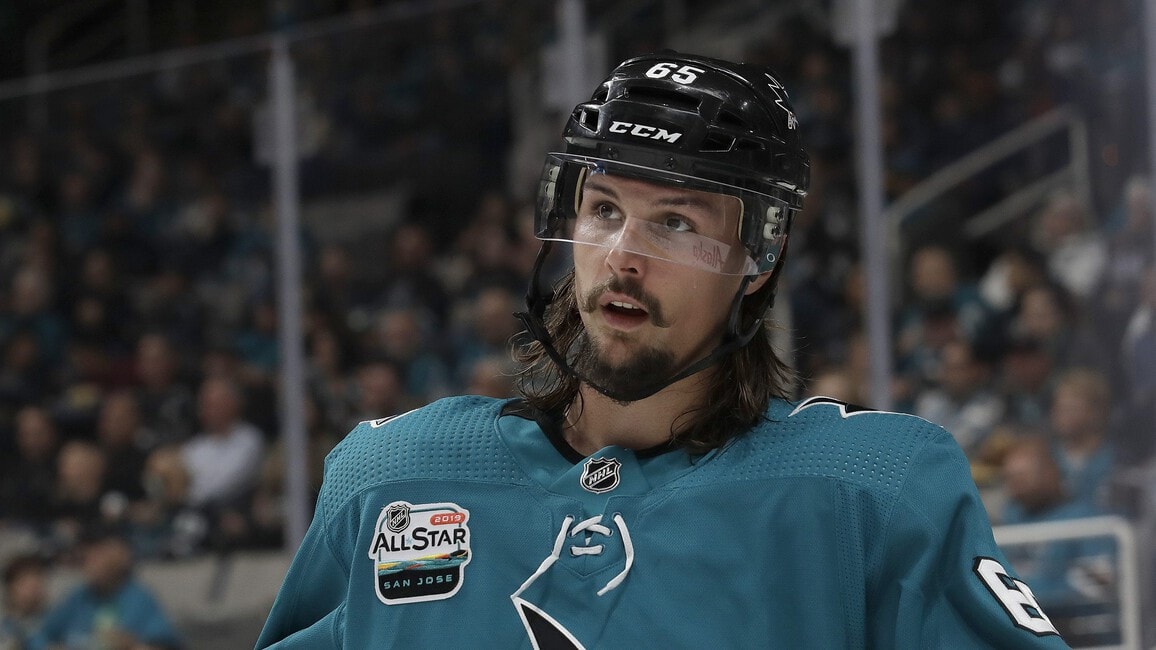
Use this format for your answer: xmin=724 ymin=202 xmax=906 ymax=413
xmin=580 ymin=276 xmax=669 ymax=328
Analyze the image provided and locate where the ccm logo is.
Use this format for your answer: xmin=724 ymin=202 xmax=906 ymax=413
xmin=609 ymin=121 xmax=682 ymax=143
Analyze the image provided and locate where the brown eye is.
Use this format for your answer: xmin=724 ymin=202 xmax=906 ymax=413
xmin=664 ymin=216 xmax=694 ymax=233
xmin=596 ymin=203 xmax=619 ymax=220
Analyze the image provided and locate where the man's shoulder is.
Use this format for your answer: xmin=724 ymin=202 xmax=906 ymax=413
xmin=342 ymin=395 xmax=505 ymax=442
xmin=765 ymin=395 xmax=947 ymax=443
xmin=118 ymin=577 xmax=165 ymax=604
xmin=318 ymin=396 xmax=522 ymax=512
xmin=714 ymin=396 xmax=950 ymax=494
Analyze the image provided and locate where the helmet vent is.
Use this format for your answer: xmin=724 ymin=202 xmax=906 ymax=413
xmin=735 ymin=138 xmax=765 ymax=152
xmin=575 ymin=108 xmax=598 ymax=131
xmin=717 ymin=109 xmax=750 ymax=131
xmin=624 ymin=86 xmax=700 ymax=112
xmin=701 ymin=132 xmax=736 ymax=152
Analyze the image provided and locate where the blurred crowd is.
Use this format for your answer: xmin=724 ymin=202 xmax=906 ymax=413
xmin=1 ymin=0 xmax=1154 ymax=645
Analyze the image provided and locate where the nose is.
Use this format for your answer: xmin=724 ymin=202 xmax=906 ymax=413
xmin=605 ymin=220 xmax=648 ymax=276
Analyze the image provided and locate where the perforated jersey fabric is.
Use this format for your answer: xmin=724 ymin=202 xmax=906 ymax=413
xmin=256 ymin=395 xmax=1072 ymax=649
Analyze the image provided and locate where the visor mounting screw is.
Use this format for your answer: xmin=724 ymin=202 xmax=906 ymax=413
xmin=606 ymin=147 xmax=619 ymax=159
xmin=664 ymin=156 xmax=677 ymax=170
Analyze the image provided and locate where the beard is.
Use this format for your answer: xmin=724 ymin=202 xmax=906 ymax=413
xmin=570 ymin=274 xmax=677 ymax=403
xmin=571 ymin=329 xmax=677 ymax=405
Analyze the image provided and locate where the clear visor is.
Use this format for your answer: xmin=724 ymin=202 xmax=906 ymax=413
xmin=537 ymin=154 xmax=787 ymax=276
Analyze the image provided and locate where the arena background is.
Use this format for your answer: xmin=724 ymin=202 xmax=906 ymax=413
xmin=0 ymin=0 xmax=1153 ymax=647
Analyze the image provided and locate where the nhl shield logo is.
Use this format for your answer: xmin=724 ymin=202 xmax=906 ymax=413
xmin=580 ymin=457 xmax=622 ymax=494
xmin=386 ymin=503 xmax=410 ymax=533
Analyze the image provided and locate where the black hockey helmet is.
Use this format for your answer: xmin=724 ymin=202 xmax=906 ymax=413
xmin=518 ymin=51 xmax=810 ymax=401
xmin=537 ymin=51 xmax=809 ymax=275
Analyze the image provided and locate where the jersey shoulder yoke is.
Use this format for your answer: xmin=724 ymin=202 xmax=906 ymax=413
xmin=319 ymin=396 xmax=526 ymax=515
xmin=688 ymin=396 xmax=950 ymax=498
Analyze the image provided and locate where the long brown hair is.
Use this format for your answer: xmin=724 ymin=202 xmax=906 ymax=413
xmin=512 ymin=272 xmax=796 ymax=453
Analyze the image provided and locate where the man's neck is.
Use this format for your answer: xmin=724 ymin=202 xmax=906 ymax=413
xmin=564 ymin=371 xmax=712 ymax=456
xmin=1062 ymin=432 xmax=1105 ymax=459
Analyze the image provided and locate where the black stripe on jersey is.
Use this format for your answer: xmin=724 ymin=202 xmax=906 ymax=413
xmin=501 ymin=399 xmax=585 ymax=464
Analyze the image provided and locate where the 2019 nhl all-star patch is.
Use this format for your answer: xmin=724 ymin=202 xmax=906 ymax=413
xmin=368 ymin=501 xmax=471 ymax=605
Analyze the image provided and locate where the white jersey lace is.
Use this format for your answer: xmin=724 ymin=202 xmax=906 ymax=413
xmin=511 ymin=513 xmax=635 ymax=600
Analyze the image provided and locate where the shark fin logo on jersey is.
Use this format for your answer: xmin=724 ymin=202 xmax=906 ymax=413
xmin=513 ymin=597 xmax=585 ymax=650
xmin=369 ymin=501 xmax=471 ymax=605
xmin=580 ymin=457 xmax=622 ymax=494
xmin=789 ymin=396 xmax=875 ymax=418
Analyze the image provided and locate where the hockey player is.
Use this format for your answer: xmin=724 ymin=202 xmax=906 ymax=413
xmin=257 ymin=52 xmax=1070 ymax=648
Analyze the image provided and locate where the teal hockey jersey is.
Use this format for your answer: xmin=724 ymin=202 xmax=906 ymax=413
xmin=256 ymin=395 xmax=1071 ymax=648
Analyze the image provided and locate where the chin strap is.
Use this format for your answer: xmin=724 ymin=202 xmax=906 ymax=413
xmin=515 ymin=241 xmax=774 ymax=403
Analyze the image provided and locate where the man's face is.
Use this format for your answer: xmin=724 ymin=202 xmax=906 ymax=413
xmin=1049 ymin=384 xmax=1095 ymax=440
xmin=1002 ymin=446 xmax=1062 ymax=511
xmin=83 ymin=537 xmax=133 ymax=593
xmin=6 ymin=566 xmax=47 ymax=616
xmin=569 ymin=173 xmax=761 ymax=397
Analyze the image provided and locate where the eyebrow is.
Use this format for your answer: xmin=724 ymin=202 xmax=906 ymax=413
xmin=583 ymin=178 xmax=718 ymax=213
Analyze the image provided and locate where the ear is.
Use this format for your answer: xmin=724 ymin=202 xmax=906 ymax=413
xmin=743 ymin=270 xmax=773 ymax=296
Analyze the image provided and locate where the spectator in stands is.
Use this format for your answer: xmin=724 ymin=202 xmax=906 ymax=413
xmin=1119 ymin=266 xmax=1156 ymax=463
xmin=129 ymin=446 xmax=206 ymax=559
xmin=233 ymin=298 xmax=280 ymax=383
xmin=1029 ymin=190 xmax=1107 ymax=303
xmin=450 ymin=284 xmax=523 ymax=389
xmin=133 ymin=264 xmax=205 ymax=352
xmin=968 ymin=420 xmax=1026 ymax=495
xmin=977 ymin=242 xmax=1049 ymax=324
xmin=180 ymin=377 xmax=266 ymax=514
xmin=898 ymin=245 xmax=994 ymax=351
xmin=1011 ymin=282 xmax=1106 ymax=374
xmin=95 ymin=390 xmax=152 ymax=503
xmin=32 ymin=525 xmax=183 ymax=650
xmin=198 ymin=343 xmax=278 ymax=438
xmin=116 ymin=145 xmax=172 ymax=242
xmin=240 ymin=395 xmax=341 ymax=550
xmin=371 ymin=307 xmax=452 ymax=402
xmin=374 ymin=221 xmax=451 ymax=330
xmin=451 ymin=191 xmax=524 ymax=297
xmin=346 ymin=356 xmax=417 ymax=428
xmin=464 ymin=354 xmax=516 ymax=399
xmin=998 ymin=332 xmax=1056 ymax=429
xmin=895 ymin=297 xmax=962 ymax=403
xmin=914 ymin=338 xmax=1005 ymax=458
xmin=998 ymin=435 xmax=1116 ymax=639
xmin=0 ymin=406 xmax=60 ymax=532
xmin=310 ymin=243 xmax=379 ymax=329
xmin=4 ymin=135 xmax=51 ymax=216
xmin=165 ymin=188 xmax=235 ymax=288
xmin=0 ymin=329 xmax=53 ymax=420
xmin=48 ymin=440 xmax=111 ymax=549
xmin=132 ymin=333 xmax=196 ymax=449
xmin=1049 ymin=368 xmax=1116 ymax=509
xmin=305 ymin=322 xmax=356 ymax=435
xmin=66 ymin=248 xmax=135 ymax=355
xmin=1095 ymin=176 xmax=1154 ymax=386
xmin=1 ymin=554 xmax=49 ymax=649
xmin=802 ymin=364 xmax=860 ymax=404
xmin=0 ymin=266 xmax=67 ymax=364
xmin=52 ymin=337 xmax=124 ymax=439
xmin=56 ymin=169 xmax=103 ymax=258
